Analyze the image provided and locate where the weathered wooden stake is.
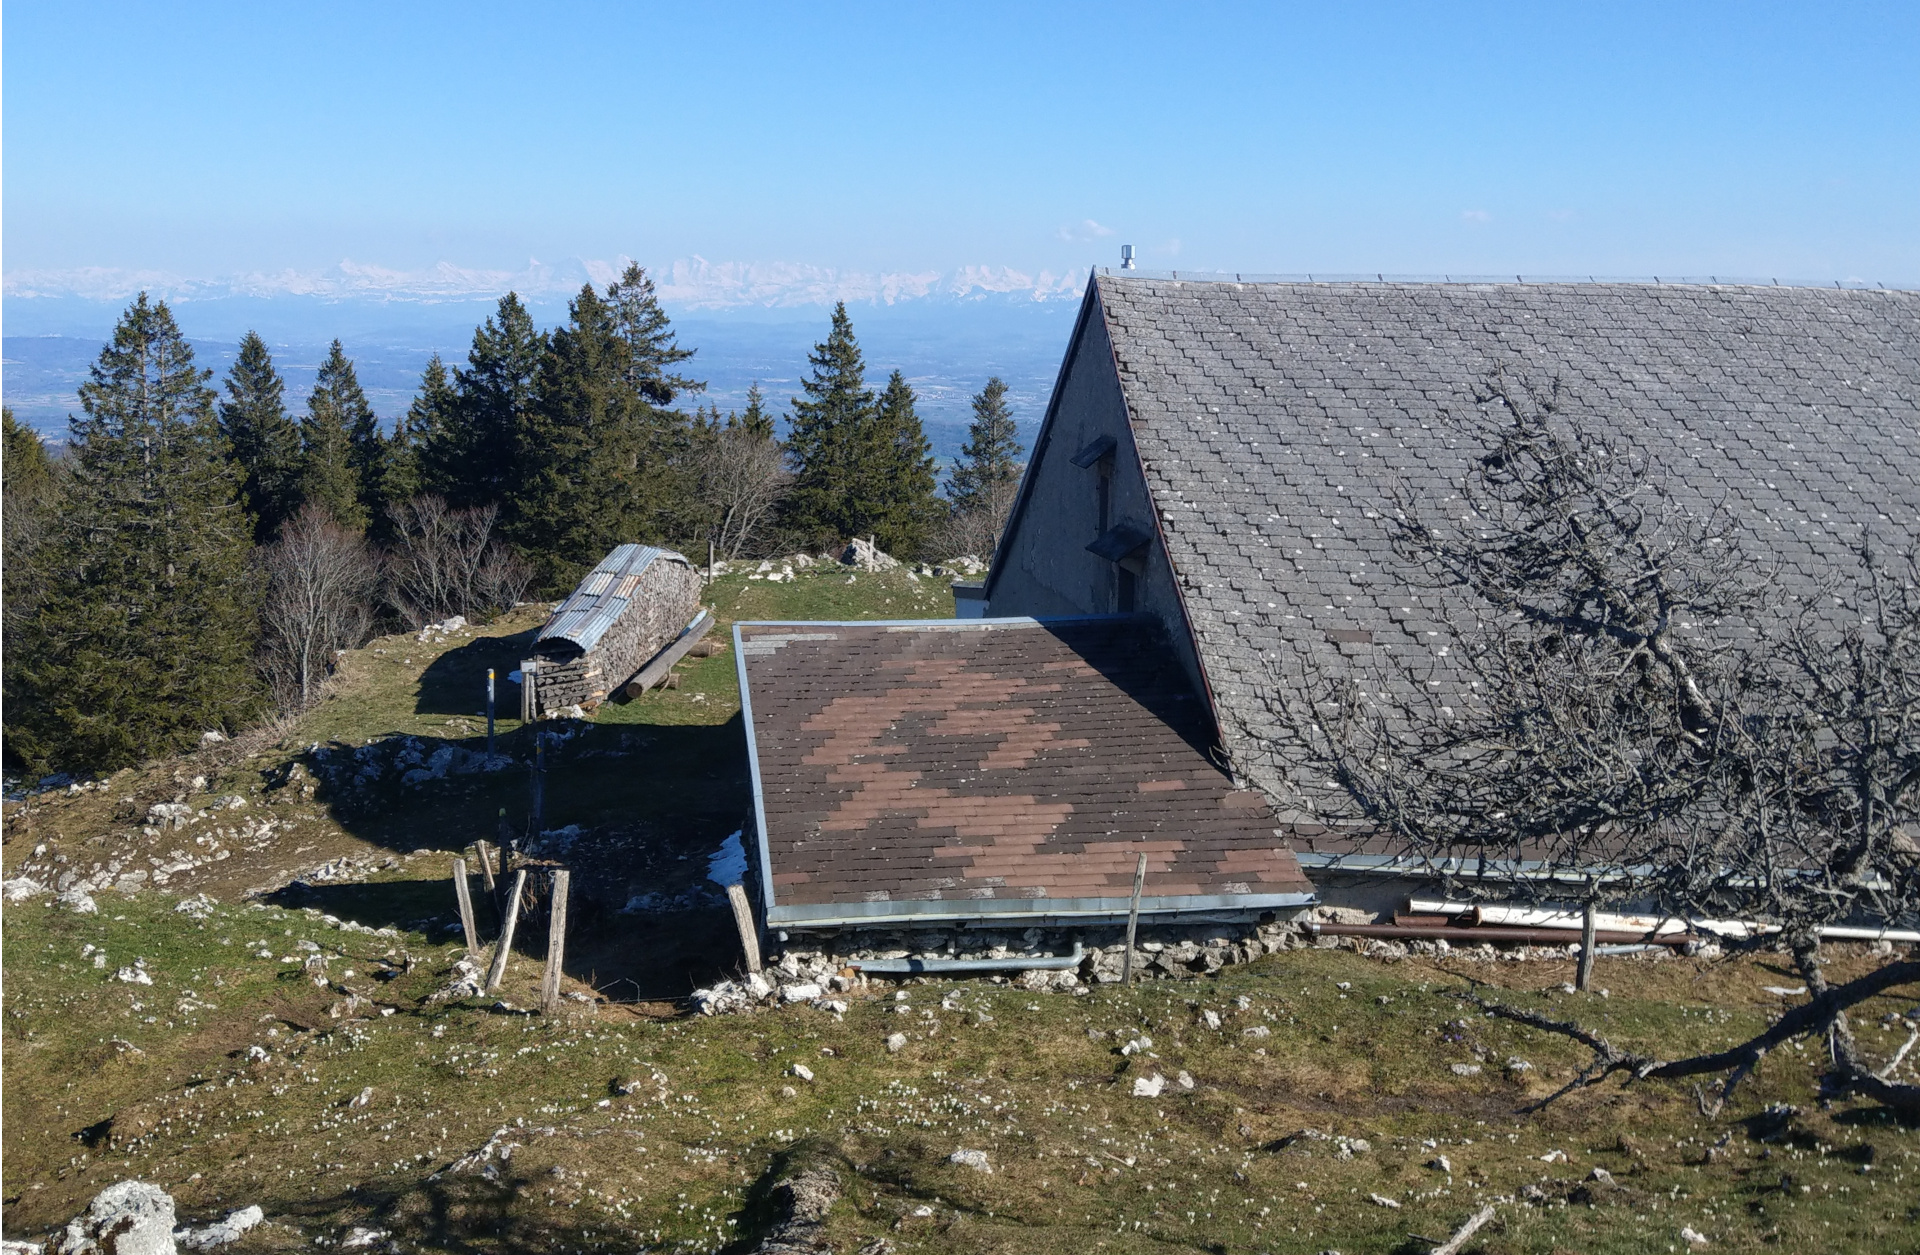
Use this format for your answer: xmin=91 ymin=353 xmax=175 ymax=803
xmin=1576 ymin=896 xmax=1599 ymax=991
xmin=541 ymin=869 xmax=571 ymax=1014
xmin=726 ymin=883 xmax=762 ymax=974
xmin=485 ymin=869 xmax=528 ymax=992
xmin=453 ymin=858 xmax=480 ymax=956
xmin=1121 ymin=852 xmax=1147 ymax=985
xmin=473 ymin=840 xmax=497 ymax=894
xmin=707 ymin=538 xmax=715 ymax=582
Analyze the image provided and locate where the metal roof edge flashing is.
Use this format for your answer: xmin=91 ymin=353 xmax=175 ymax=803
xmin=1094 ymin=268 xmax=1916 ymax=291
xmin=765 ymin=891 xmax=1317 ymax=930
xmin=733 ymin=621 xmax=779 ymax=916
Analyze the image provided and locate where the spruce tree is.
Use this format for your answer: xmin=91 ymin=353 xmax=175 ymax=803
xmin=947 ymin=376 xmax=1025 ymax=515
xmin=388 ymin=353 xmax=455 ymax=510
xmin=606 ymin=263 xmax=702 ymax=405
xmin=296 ymin=340 xmax=380 ymax=530
xmin=5 ymin=294 xmax=262 ymax=773
xmin=783 ymin=303 xmax=875 ymax=547
xmin=431 ymin=293 xmax=545 ymax=509
xmin=218 ymin=331 xmax=302 ymax=539
xmin=863 ymin=369 xmax=940 ymax=556
xmin=507 ymin=285 xmax=647 ymax=591
xmin=782 ymin=307 xmax=937 ymax=554
xmin=3 ymin=408 xmax=61 ymax=654
xmin=738 ymin=382 xmax=775 ymax=439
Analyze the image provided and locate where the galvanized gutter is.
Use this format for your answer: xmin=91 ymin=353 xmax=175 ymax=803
xmin=850 ymin=942 xmax=1086 ymax=976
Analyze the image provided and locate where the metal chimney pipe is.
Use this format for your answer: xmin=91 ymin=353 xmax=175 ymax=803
xmin=1120 ymin=244 xmax=1136 ymax=270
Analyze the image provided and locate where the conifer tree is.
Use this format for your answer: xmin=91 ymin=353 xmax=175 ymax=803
xmin=296 ymin=341 xmax=381 ymax=530
xmin=783 ymin=303 xmax=875 ymax=547
xmin=947 ymin=377 xmax=1022 ymax=509
xmin=606 ymin=263 xmax=702 ymax=405
xmin=507 ymin=285 xmax=648 ymax=591
xmin=738 ymin=382 xmax=775 ymax=440
xmin=4 ymin=294 xmax=262 ymax=773
xmin=218 ymin=331 xmax=302 ymax=539
xmin=782 ymin=306 xmax=938 ymax=554
xmin=388 ymin=353 xmax=455 ymax=511
xmin=3 ymin=408 xmax=60 ymax=649
xmin=430 ymin=293 xmax=545 ymax=509
xmin=864 ymin=369 xmax=940 ymax=556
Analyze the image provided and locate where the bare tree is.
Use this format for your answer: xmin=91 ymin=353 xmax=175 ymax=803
xmin=384 ymin=495 xmax=531 ymax=626
xmin=1238 ymin=373 xmax=1920 ymax=1115
xmin=694 ymin=422 xmax=790 ymax=560
xmin=257 ymin=503 xmax=380 ymax=711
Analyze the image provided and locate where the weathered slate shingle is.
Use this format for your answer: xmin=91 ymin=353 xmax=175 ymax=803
xmin=1095 ymin=277 xmax=1920 ymax=815
xmin=738 ymin=618 xmax=1313 ymax=924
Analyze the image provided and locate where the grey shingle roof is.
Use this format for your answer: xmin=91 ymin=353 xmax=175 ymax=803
xmin=1095 ymin=276 xmax=1920 ymax=811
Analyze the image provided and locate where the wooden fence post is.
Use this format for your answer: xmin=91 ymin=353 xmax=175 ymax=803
xmin=473 ymin=841 xmax=497 ymax=894
xmin=541 ymin=870 xmax=571 ymax=1014
xmin=1576 ymin=896 xmax=1599 ymax=992
xmin=1121 ymin=852 xmax=1147 ymax=985
xmin=485 ymin=869 xmax=528 ymax=992
xmin=453 ymin=859 xmax=480 ymax=957
xmin=726 ymin=883 xmax=762 ymax=974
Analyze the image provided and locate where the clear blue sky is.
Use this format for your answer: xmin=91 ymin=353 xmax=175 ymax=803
xmin=5 ymin=1 xmax=1918 ymax=287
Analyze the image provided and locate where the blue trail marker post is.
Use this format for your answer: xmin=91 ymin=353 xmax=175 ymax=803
xmin=486 ymin=669 xmax=496 ymax=756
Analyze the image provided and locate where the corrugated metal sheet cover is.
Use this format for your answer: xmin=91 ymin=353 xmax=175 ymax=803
xmin=536 ymin=544 xmax=689 ymax=652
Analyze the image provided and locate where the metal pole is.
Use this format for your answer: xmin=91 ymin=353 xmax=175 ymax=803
xmin=708 ymin=538 xmax=715 ymax=582
xmin=486 ymin=669 xmax=496 ymax=756
xmin=1121 ymin=853 xmax=1147 ymax=985
xmin=531 ymin=735 xmax=545 ymax=833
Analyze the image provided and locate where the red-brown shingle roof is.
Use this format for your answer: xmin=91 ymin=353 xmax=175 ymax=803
xmin=737 ymin=617 xmax=1315 ymax=927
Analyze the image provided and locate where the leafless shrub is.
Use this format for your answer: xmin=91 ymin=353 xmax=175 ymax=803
xmin=383 ymin=495 xmax=529 ymax=625
xmin=1236 ymin=372 xmax=1920 ymax=1116
xmin=693 ymin=423 xmax=791 ymax=560
xmin=257 ymin=503 xmax=380 ymax=711
xmin=926 ymin=494 xmax=1015 ymax=566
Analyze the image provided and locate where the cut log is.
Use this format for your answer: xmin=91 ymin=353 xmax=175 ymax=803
xmin=621 ymin=609 xmax=715 ymax=697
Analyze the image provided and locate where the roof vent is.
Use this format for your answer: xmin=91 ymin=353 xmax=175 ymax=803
xmin=1120 ymin=244 xmax=1135 ymax=270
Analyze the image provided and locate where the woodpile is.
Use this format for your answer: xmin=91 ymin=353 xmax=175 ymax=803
xmin=523 ymin=545 xmax=704 ymax=717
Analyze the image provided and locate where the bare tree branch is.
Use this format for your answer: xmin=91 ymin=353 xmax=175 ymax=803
xmin=257 ymin=503 xmax=380 ymax=711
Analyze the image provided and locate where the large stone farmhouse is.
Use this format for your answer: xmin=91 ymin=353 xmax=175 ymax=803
xmin=981 ymin=272 xmax=1920 ymax=893
xmin=736 ymin=271 xmax=1919 ymax=933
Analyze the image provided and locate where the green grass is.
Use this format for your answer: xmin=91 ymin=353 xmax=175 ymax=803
xmin=6 ymin=563 xmax=1920 ymax=1252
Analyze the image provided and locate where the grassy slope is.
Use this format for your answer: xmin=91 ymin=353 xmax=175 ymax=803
xmin=4 ymin=566 xmax=1918 ymax=1253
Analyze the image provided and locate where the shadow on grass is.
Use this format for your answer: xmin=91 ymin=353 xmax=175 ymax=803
xmin=413 ymin=628 xmax=540 ymax=719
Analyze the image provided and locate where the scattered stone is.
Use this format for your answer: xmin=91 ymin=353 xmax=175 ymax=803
xmin=1367 ymin=1193 xmax=1401 ymax=1209
xmin=885 ymin=1033 xmax=908 ymax=1053
xmin=114 ymin=964 xmax=153 ymax=986
xmin=1450 ymin=1063 xmax=1481 ymax=1076
xmin=790 ymin=1064 xmax=814 ymax=1082
xmin=1200 ymin=1009 xmax=1221 ymax=1030
xmin=1680 ymin=1226 xmax=1710 ymax=1248
xmin=1540 ymin=1149 xmax=1568 ymax=1164
xmin=1588 ymin=1167 xmax=1615 ymax=1185
xmin=174 ymin=1206 xmax=263 ymax=1250
xmin=1175 ymin=1070 xmax=1195 ymax=1090
xmin=144 ymin=803 xmax=191 ymax=831
xmin=1242 ymin=1025 xmax=1270 ymax=1039
xmin=1429 ymin=1155 xmax=1452 ymax=1174
xmin=781 ymin=982 xmax=823 ymax=1003
xmin=1132 ymin=1074 xmax=1166 ymax=1098
xmin=841 ymin=538 xmax=899 ymax=571
xmin=3 ymin=877 xmax=47 ymax=903
xmin=199 ymin=731 xmax=227 ymax=745
xmin=948 ymin=1149 xmax=991 ymax=1173
xmin=1120 ymin=1035 xmax=1153 ymax=1055
xmin=339 ymin=1228 xmax=389 ymax=1250
xmin=348 ymin=1087 xmax=373 ymax=1108
xmin=56 ymin=1181 xmax=175 ymax=1255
